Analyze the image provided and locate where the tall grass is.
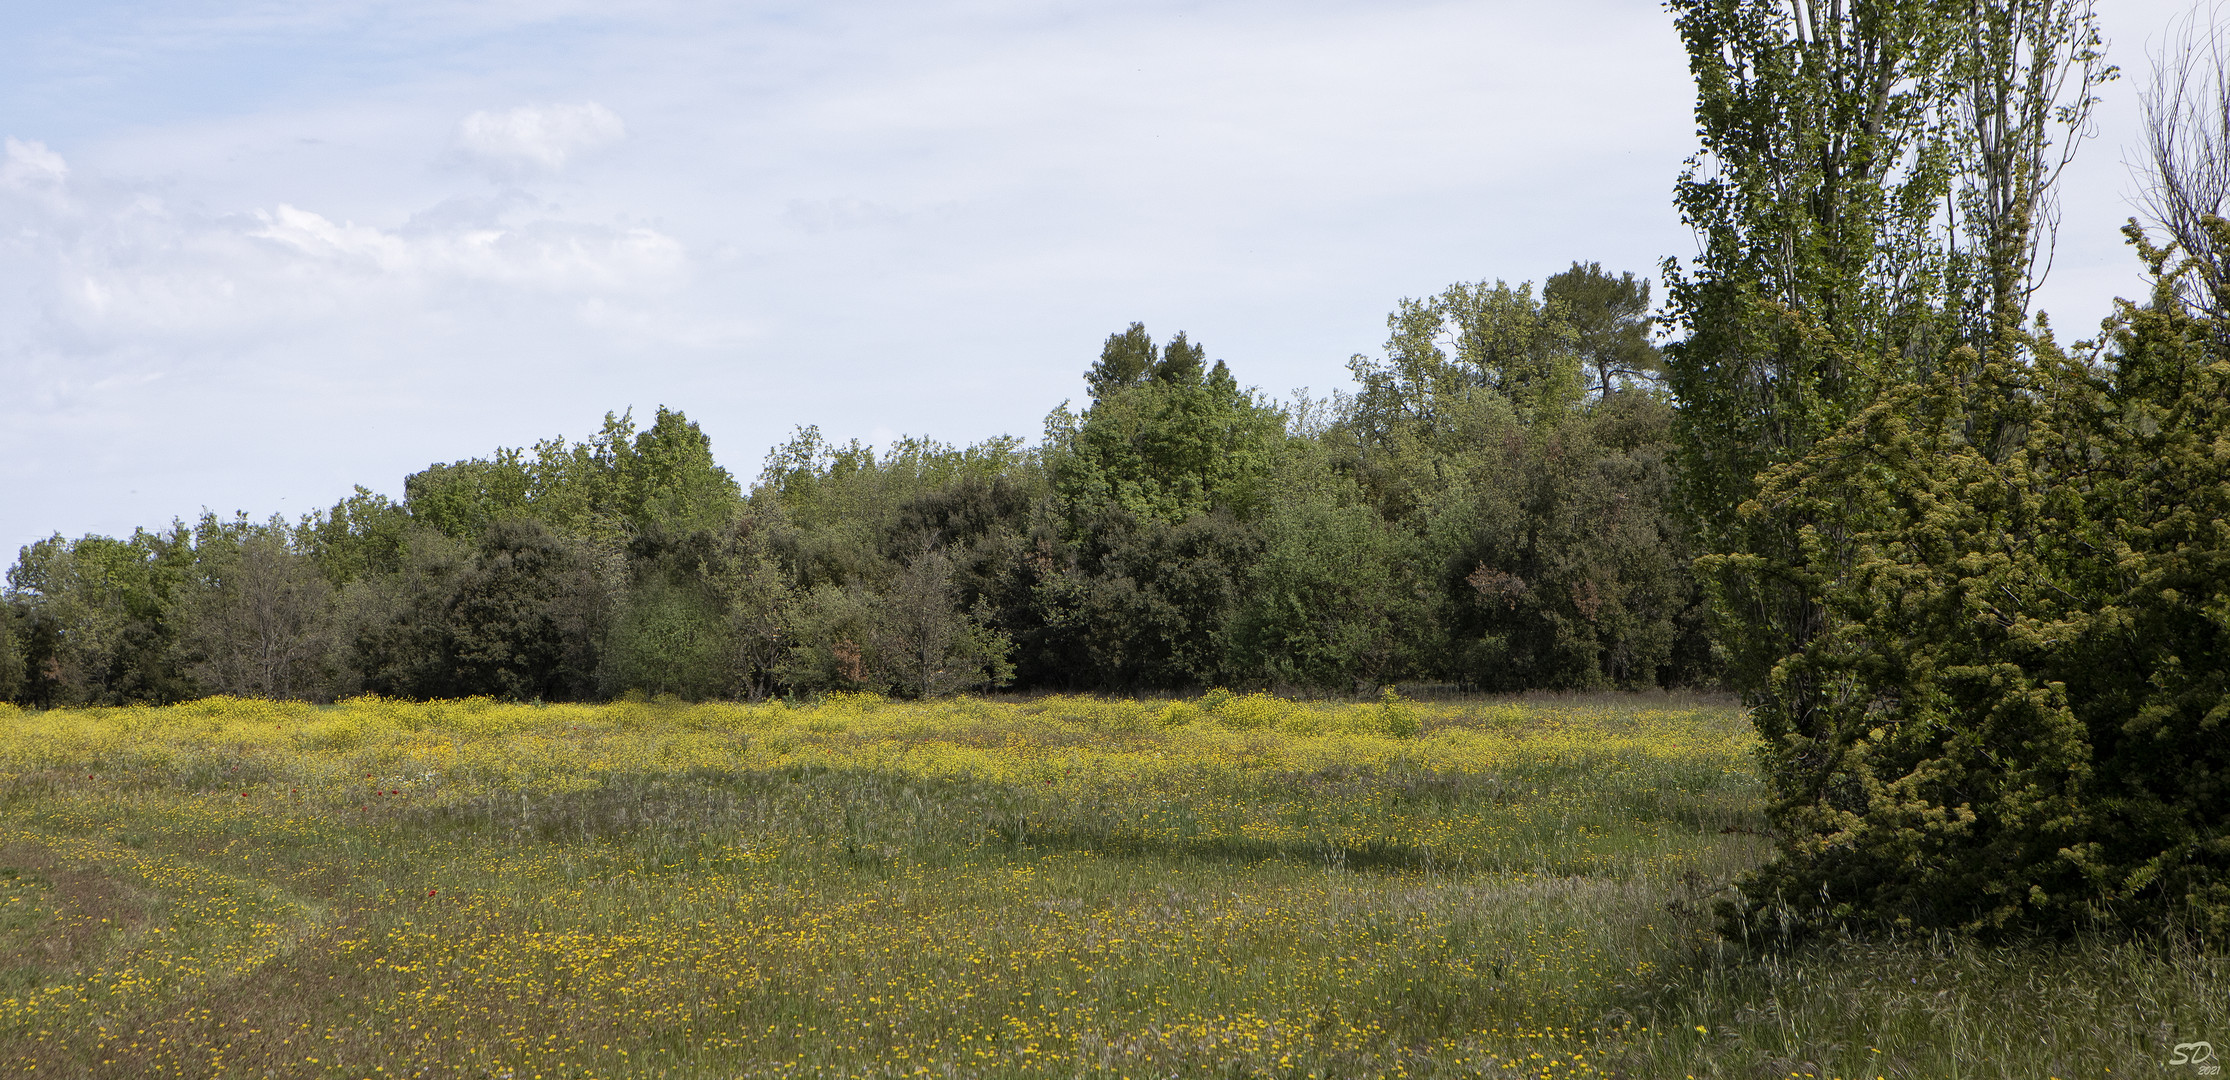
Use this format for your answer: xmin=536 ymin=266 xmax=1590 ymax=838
xmin=0 ymin=693 xmax=2218 ymax=1078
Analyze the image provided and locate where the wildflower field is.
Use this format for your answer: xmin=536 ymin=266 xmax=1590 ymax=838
xmin=0 ymin=692 xmax=2220 ymax=1079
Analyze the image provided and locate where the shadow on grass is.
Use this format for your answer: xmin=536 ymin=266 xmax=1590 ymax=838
xmin=401 ymin=765 xmax=1652 ymax=879
xmin=987 ymin=820 xmax=1463 ymax=873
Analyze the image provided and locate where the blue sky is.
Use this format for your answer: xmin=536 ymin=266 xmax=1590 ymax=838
xmin=0 ymin=0 xmax=2195 ymax=557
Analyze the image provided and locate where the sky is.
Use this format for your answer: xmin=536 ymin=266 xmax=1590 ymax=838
xmin=0 ymin=0 xmax=2200 ymax=560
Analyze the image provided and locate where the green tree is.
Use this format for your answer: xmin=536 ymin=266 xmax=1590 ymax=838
xmin=1226 ymin=460 xmax=1426 ymax=691
xmin=446 ymin=519 xmax=608 ymax=701
xmin=1085 ymin=322 xmax=1208 ymax=403
xmin=604 ymin=577 xmax=730 ymax=699
xmin=714 ymin=526 xmax=796 ymax=702
xmin=172 ymin=531 xmax=336 ymax=700
xmin=1544 ymin=262 xmax=1663 ymax=398
xmin=883 ymin=474 xmax=1043 ymax=678
xmin=1663 ymin=0 xmax=2113 ymax=936
xmin=0 ymin=599 xmax=24 ymax=703
xmin=755 ymin=427 xmax=1032 ymax=592
xmin=2054 ymin=236 xmax=2230 ymax=935
xmin=405 ymin=406 xmax=741 ymax=543
xmin=606 ymin=406 xmax=744 ymax=535
xmin=1027 ymin=506 xmax=1262 ymax=690
xmin=874 ymin=549 xmax=1014 ymax=698
xmin=604 ymin=519 xmax=794 ymax=701
xmin=781 ymin=582 xmax=883 ymax=692
xmin=1328 ymin=277 xmax=1706 ymax=694
xmin=1347 ymin=280 xmax=1582 ymax=444
xmin=781 ymin=549 xmax=1013 ymax=699
xmin=1055 ymin=326 xmax=1286 ymax=526
xmin=403 ymin=453 xmax=534 ymax=541
xmin=295 ymin=487 xmax=413 ymax=587
xmin=1720 ymin=233 xmax=2229 ymax=936
xmin=332 ymin=528 xmax=471 ymax=700
xmin=4 ymin=527 xmax=198 ymax=705
xmin=1663 ymin=0 xmax=1966 ymax=717
xmin=1439 ymin=395 xmax=1701 ymax=691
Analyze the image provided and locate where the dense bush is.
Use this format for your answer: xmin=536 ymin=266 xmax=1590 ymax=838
xmin=1722 ymin=246 xmax=2230 ymax=937
xmin=1655 ymin=0 xmax=2230 ymax=939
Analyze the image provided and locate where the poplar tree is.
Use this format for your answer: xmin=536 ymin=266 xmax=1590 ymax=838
xmin=1665 ymin=0 xmax=2113 ymax=934
xmin=1663 ymin=0 xmax=1966 ymax=722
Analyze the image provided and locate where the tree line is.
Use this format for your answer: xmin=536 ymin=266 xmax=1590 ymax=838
xmin=0 ymin=264 xmax=1711 ymax=707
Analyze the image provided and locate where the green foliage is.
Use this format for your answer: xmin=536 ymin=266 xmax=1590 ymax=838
xmin=0 ymin=601 xmax=23 ymax=704
xmin=1718 ymin=339 xmax=2089 ymax=935
xmin=755 ymin=426 xmax=1033 ymax=592
xmin=170 ymin=527 xmax=336 ymax=701
xmin=781 ymin=581 xmax=884 ymax=692
xmin=400 ymin=452 xmax=533 ymax=541
xmin=1721 ymin=231 xmax=2230 ymax=937
xmin=1439 ymin=396 xmax=1702 ymax=691
xmin=2062 ymin=239 xmax=2230 ymax=934
xmin=1026 ymin=506 xmax=1263 ymax=690
xmin=870 ymin=550 xmax=1015 ymax=699
xmin=405 ymin=406 xmax=741 ymax=542
xmin=883 ymin=474 xmax=1036 ymax=622
xmin=781 ymin=547 xmax=1015 ymax=699
xmin=8 ymin=293 xmax=1706 ymax=705
xmin=332 ymin=528 xmax=469 ymax=700
xmin=1345 ymin=279 xmax=1582 ymax=440
xmin=1545 ymin=261 xmax=1662 ymax=398
xmin=613 ymin=406 xmax=745 ymax=534
xmin=1662 ymin=0 xmax=1969 ymax=714
xmin=3 ymin=526 xmax=198 ymax=705
xmin=1085 ymin=321 xmax=1210 ymax=404
xmin=1055 ymin=326 xmax=1286 ymax=525
xmin=1227 ymin=457 xmax=1427 ymax=691
xmin=1331 ymin=285 xmax=1708 ymax=694
xmin=446 ymin=519 xmax=608 ymax=702
xmin=604 ymin=578 xmax=730 ymax=702
xmin=295 ymin=486 xmax=413 ymax=586
xmin=604 ymin=521 xmax=794 ymax=702
xmin=1663 ymin=0 xmax=2126 ymax=937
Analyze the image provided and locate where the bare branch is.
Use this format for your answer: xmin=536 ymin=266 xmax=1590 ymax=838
xmin=2135 ymin=3 xmax=2230 ymax=316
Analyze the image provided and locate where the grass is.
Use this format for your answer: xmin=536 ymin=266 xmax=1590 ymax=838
xmin=0 ymin=690 xmax=2219 ymax=1078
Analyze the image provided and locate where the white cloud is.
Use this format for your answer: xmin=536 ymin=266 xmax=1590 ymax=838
xmin=249 ymin=203 xmax=683 ymax=291
xmin=0 ymin=139 xmax=686 ymax=341
xmin=453 ymin=102 xmax=626 ymax=174
xmin=2 ymin=138 xmax=73 ymax=219
xmin=1 ymin=138 xmax=68 ymax=191
xmin=783 ymin=197 xmax=910 ymax=234
xmin=0 ymin=137 xmax=693 ymax=429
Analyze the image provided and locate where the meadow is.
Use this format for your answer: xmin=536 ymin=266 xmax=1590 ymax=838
xmin=0 ymin=691 xmax=2220 ymax=1079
